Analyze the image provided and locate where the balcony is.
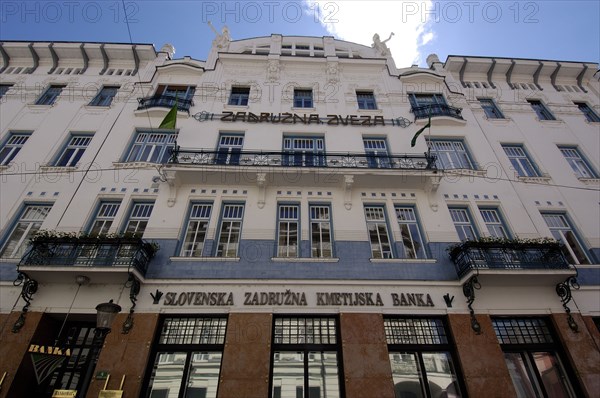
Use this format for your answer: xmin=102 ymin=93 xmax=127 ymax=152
xmin=412 ymin=104 xmax=463 ymax=120
xmin=18 ymin=236 xmax=157 ymax=283
xmin=449 ymin=240 xmax=575 ymax=285
xmin=170 ymin=149 xmax=437 ymax=171
xmin=137 ymin=94 xmax=193 ymax=113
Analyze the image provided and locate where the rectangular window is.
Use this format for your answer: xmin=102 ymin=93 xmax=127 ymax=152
xmin=123 ymin=202 xmax=154 ymax=235
xmin=283 ymin=136 xmax=325 ymax=167
xmin=0 ymin=133 xmax=30 ymax=166
xmin=558 ymin=146 xmax=597 ymax=179
xmin=449 ymin=207 xmax=478 ymax=241
xmin=479 ymin=208 xmax=509 ymax=238
xmin=181 ymin=203 xmax=213 ymax=257
xmin=527 ymin=100 xmax=555 ymax=120
xmin=385 ymin=318 xmax=464 ymax=398
xmin=293 ymin=89 xmax=313 ymax=108
xmin=310 ymin=205 xmax=333 ymax=258
xmin=126 ymin=132 xmax=177 ymax=164
xmin=356 ymin=91 xmax=377 ymax=109
xmin=216 ymin=134 xmax=244 ymax=165
xmin=479 ymin=98 xmax=504 ymax=119
xmin=36 ymin=85 xmax=65 ymax=105
xmin=0 ymin=84 xmax=12 ymax=99
xmin=395 ymin=207 xmax=427 ymax=259
xmin=364 ymin=206 xmax=393 ymax=259
xmin=271 ymin=317 xmax=342 ymax=398
xmin=408 ymin=93 xmax=463 ymax=120
xmin=492 ymin=318 xmax=578 ymax=398
xmin=144 ymin=317 xmax=227 ymax=398
xmin=228 ymin=86 xmax=250 ymax=106
xmin=216 ymin=204 xmax=244 ymax=258
xmin=89 ymin=86 xmax=119 ymax=106
xmin=55 ymin=134 xmax=92 ymax=167
xmin=89 ymin=201 xmax=121 ymax=235
xmin=277 ymin=204 xmax=299 ymax=257
xmin=429 ymin=140 xmax=474 ymax=170
xmin=0 ymin=204 xmax=52 ymax=258
xmin=502 ymin=145 xmax=540 ymax=177
xmin=574 ymin=102 xmax=600 ymax=122
xmin=363 ymin=138 xmax=390 ymax=168
xmin=542 ymin=213 xmax=590 ymax=264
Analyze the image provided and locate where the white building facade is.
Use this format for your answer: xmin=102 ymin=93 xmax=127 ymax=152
xmin=0 ymin=35 xmax=598 ymax=398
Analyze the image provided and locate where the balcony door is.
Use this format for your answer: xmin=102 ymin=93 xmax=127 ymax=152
xmin=283 ymin=137 xmax=325 ymax=167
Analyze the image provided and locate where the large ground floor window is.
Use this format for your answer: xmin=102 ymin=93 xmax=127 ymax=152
xmin=271 ymin=316 xmax=343 ymax=398
xmin=384 ymin=317 xmax=464 ymax=398
xmin=492 ymin=317 xmax=580 ymax=398
xmin=143 ymin=316 xmax=227 ymax=398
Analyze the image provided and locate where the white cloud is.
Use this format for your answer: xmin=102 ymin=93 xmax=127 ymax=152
xmin=305 ymin=0 xmax=434 ymax=67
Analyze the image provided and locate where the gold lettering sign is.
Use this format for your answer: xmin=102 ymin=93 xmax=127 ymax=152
xmin=98 ymin=391 xmax=123 ymax=398
xmin=52 ymin=390 xmax=77 ymax=397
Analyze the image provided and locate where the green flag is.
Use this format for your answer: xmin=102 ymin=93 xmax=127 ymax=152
xmin=411 ymin=109 xmax=431 ymax=147
xmin=159 ymin=103 xmax=178 ymax=129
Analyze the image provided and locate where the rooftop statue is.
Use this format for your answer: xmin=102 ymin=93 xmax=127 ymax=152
xmin=372 ymin=32 xmax=394 ymax=57
xmin=208 ymin=21 xmax=231 ymax=51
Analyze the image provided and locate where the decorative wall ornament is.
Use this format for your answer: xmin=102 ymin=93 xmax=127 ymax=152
xmin=556 ymin=276 xmax=580 ymax=332
xmin=462 ymin=275 xmax=482 ymax=334
xmin=12 ymin=272 xmax=38 ymax=333
xmin=267 ymin=60 xmax=280 ymax=82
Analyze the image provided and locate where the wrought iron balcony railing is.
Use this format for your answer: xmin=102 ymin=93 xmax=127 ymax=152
xmin=412 ymin=104 xmax=463 ymax=120
xmin=19 ymin=237 xmax=156 ymax=276
xmin=170 ymin=149 xmax=437 ymax=170
xmin=137 ymin=95 xmax=193 ymax=113
xmin=449 ymin=241 xmax=570 ymax=278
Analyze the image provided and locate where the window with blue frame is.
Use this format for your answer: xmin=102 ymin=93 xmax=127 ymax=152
xmin=216 ymin=204 xmax=244 ymax=258
xmin=574 ymin=102 xmax=600 ymax=123
xmin=542 ymin=213 xmax=590 ymax=265
xmin=501 ymin=145 xmax=540 ymax=177
xmin=181 ymin=203 xmax=213 ymax=257
xmin=364 ymin=206 xmax=393 ymax=259
xmin=449 ymin=207 xmax=478 ymax=241
xmin=310 ymin=205 xmax=333 ymax=258
xmin=0 ymin=84 xmax=12 ymax=99
xmin=395 ymin=206 xmax=427 ymax=259
xmin=479 ymin=208 xmax=510 ymax=238
xmin=36 ymin=85 xmax=65 ymax=105
xmin=228 ymin=87 xmax=250 ymax=106
xmin=0 ymin=204 xmax=52 ymax=258
xmin=478 ymin=98 xmax=504 ymax=119
xmin=125 ymin=132 xmax=177 ymax=164
xmin=216 ymin=134 xmax=244 ymax=165
xmin=558 ymin=146 xmax=597 ymax=179
xmin=123 ymin=202 xmax=154 ymax=235
xmin=89 ymin=201 xmax=121 ymax=235
xmin=277 ymin=204 xmax=299 ymax=257
xmin=55 ymin=134 xmax=93 ymax=167
xmin=0 ymin=132 xmax=31 ymax=166
xmin=356 ymin=91 xmax=377 ymax=109
xmin=89 ymin=86 xmax=119 ymax=106
xmin=283 ymin=136 xmax=325 ymax=167
xmin=363 ymin=138 xmax=390 ymax=168
xmin=527 ymin=100 xmax=555 ymax=121
xmin=429 ymin=140 xmax=475 ymax=170
xmin=408 ymin=93 xmax=462 ymax=120
xmin=293 ymin=89 xmax=313 ymax=108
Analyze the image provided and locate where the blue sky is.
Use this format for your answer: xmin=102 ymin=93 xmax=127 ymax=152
xmin=0 ymin=1 xmax=598 ymax=67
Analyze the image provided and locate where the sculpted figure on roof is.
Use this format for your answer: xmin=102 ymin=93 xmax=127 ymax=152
xmin=372 ymin=32 xmax=394 ymax=57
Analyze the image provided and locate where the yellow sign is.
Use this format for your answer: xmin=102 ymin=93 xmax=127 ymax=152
xmin=52 ymin=390 xmax=77 ymax=397
xmin=98 ymin=391 xmax=123 ymax=398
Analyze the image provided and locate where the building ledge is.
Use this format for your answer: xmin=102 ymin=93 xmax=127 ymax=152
xmin=370 ymin=258 xmax=437 ymax=263
xmin=170 ymin=256 xmax=241 ymax=262
xmin=271 ymin=257 xmax=340 ymax=263
xmin=517 ymin=175 xmax=552 ymax=184
xmin=578 ymin=177 xmax=600 ymax=185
